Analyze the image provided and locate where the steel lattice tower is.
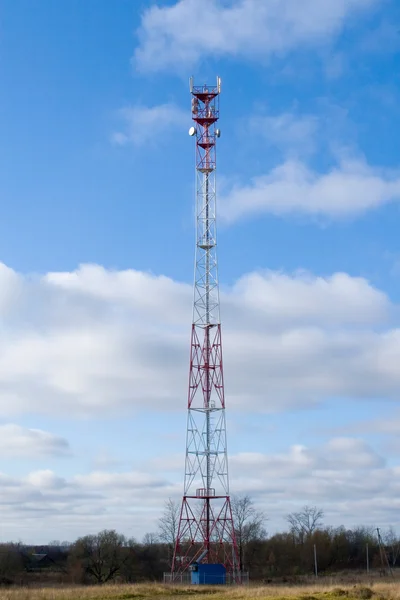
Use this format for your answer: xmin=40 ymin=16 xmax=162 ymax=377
xmin=171 ymin=77 xmax=239 ymax=580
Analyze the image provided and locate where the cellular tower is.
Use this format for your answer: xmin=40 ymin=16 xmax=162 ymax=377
xmin=171 ymin=77 xmax=240 ymax=581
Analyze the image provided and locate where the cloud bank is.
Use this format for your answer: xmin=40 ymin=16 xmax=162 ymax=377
xmin=0 ymin=262 xmax=399 ymax=540
xmin=2 ymin=436 xmax=399 ymax=543
xmin=0 ymin=261 xmax=398 ymax=417
xmin=221 ymin=157 xmax=400 ymax=221
xmin=134 ymin=0 xmax=380 ymax=72
xmin=0 ymin=425 xmax=70 ymax=458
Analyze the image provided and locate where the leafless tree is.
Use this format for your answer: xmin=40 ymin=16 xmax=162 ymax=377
xmin=71 ymin=529 xmax=128 ymax=584
xmin=0 ymin=543 xmax=23 ymax=584
xmin=158 ymin=498 xmax=180 ymax=568
xmin=383 ymin=526 xmax=400 ymax=567
xmin=47 ymin=539 xmax=71 ymax=549
xmin=231 ymin=494 xmax=267 ymax=571
xmin=286 ymin=505 xmax=324 ymax=543
xmin=142 ymin=532 xmax=159 ymax=546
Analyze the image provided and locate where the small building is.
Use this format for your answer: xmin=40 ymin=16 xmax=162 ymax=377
xmin=23 ymin=553 xmax=60 ymax=572
xmin=190 ymin=562 xmax=226 ymax=585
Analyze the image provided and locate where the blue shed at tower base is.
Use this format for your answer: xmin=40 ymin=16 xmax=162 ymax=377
xmin=190 ymin=563 xmax=226 ymax=585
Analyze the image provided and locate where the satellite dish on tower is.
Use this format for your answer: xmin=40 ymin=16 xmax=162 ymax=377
xmin=188 ymin=126 xmax=196 ymax=136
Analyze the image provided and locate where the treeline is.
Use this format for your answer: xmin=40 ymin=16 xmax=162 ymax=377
xmin=0 ymin=500 xmax=397 ymax=586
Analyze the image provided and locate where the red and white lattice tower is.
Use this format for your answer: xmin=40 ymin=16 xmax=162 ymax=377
xmin=171 ymin=77 xmax=239 ymax=580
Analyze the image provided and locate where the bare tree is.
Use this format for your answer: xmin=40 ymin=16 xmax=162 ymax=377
xmin=158 ymin=498 xmax=180 ymax=568
xmin=286 ymin=505 xmax=324 ymax=543
xmin=0 ymin=543 xmax=23 ymax=584
xmin=383 ymin=526 xmax=400 ymax=567
xmin=142 ymin=532 xmax=159 ymax=546
xmin=231 ymin=494 xmax=267 ymax=571
xmin=70 ymin=529 xmax=128 ymax=584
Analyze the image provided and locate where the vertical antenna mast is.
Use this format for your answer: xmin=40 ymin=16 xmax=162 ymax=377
xmin=171 ymin=77 xmax=239 ymax=580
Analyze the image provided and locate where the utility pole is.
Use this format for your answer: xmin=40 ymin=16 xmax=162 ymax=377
xmin=314 ymin=544 xmax=318 ymax=578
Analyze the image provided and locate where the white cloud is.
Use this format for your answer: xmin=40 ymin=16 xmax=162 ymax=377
xmin=249 ymin=112 xmax=319 ymax=156
xmin=231 ymin=437 xmax=384 ymax=484
xmin=230 ymin=270 xmax=389 ymax=326
xmin=229 ymin=439 xmax=395 ymax=528
xmin=75 ymin=471 xmax=168 ymax=490
xmin=0 ymin=425 xmax=70 ymax=458
xmin=45 ymin=264 xmax=191 ymax=325
xmin=361 ymin=417 xmax=400 ymax=435
xmin=134 ymin=0 xmax=380 ymax=72
xmin=26 ymin=470 xmax=67 ymax=489
xmin=0 ymin=436 xmax=397 ymax=543
xmin=0 ymin=466 xmax=180 ymax=543
xmin=0 ymin=263 xmax=22 ymax=314
xmin=323 ymin=437 xmax=384 ymax=469
xmin=111 ymin=103 xmax=186 ymax=146
xmin=220 ymin=157 xmax=400 ymax=221
xmin=0 ymin=262 xmax=398 ymax=419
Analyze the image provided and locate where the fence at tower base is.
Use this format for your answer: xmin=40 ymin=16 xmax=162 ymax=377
xmin=163 ymin=571 xmax=249 ymax=585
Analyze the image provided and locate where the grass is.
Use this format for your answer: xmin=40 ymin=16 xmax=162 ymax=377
xmin=0 ymin=582 xmax=400 ymax=600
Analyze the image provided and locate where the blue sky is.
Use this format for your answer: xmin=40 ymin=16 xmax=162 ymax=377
xmin=1 ymin=0 xmax=400 ymax=543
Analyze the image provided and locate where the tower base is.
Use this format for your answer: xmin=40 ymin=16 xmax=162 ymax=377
xmin=172 ymin=495 xmax=238 ymax=574
xmin=163 ymin=571 xmax=249 ymax=585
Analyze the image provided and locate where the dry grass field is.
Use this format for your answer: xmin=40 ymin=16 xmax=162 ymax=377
xmin=0 ymin=582 xmax=400 ymax=600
